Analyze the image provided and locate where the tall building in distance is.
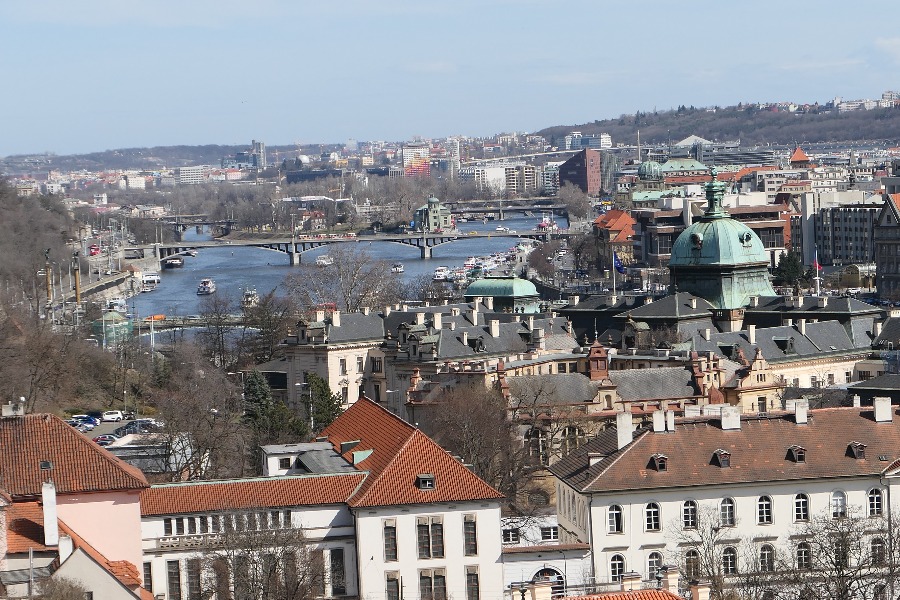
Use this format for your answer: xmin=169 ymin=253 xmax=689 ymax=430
xmin=446 ymin=137 xmax=461 ymax=178
xmin=251 ymin=139 xmax=266 ymax=169
xmin=559 ymin=148 xmax=602 ymax=196
xmin=402 ymin=141 xmax=431 ymax=177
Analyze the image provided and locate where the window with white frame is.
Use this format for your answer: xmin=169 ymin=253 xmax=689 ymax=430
xmin=463 ymin=515 xmax=478 ymax=556
xmin=417 ymin=516 xmax=444 ymax=558
xmin=608 ymin=505 xmax=624 ymax=534
xmin=647 ymin=552 xmax=663 ymax=580
xmin=418 ymin=569 xmax=446 ymax=600
xmin=383 ymin=519 xmax=398 ymax=561
xmin=684 ymin=549 xmax=700 ymax=579
xmin=794 ymin=493 xmax=810 ymax=522
xmin=502 ymin=529 xmax=520 ymax=544
xmin=645 ymin=502 xmax=661 ymax=532
xmin=869 ymin=488 xmax=884 ymax=516
xmin=759 ymin=545 xmax=776 ymax=572
xmin=831 ymin=491 xmax=847 ymax=518
xmin=722 ymin=546 xmax=738 ymax=575
xmin=540 ymin=526 xmax=559 ymax=541
xmin=757 ymin=496 xmax=773 ymax=525
xmin=720 ymin=498 xmax=736 ymax=527
xmin=796 ymin=542 xmax=811 ymax=570
xmin=465 ymin=567 xmax=480 ymax=600
xmin=682 ymin=500 xmax=698 ymax=529
xmin=609 ymin=554 xmax=626 ymax=582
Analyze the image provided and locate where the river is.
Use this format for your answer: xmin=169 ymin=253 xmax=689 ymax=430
xmin=128 ymin=214 xmax=568 ymax=319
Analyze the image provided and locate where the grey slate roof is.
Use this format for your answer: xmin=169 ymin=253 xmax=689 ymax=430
xmin=848 ymin=374 xmax=900 ymax=392
xmin=325 ymin=312 xmax=385 ymax=343
xmin=617 ymin=292 xmax=716 ymax=321
xmin=874 ymin=316 xmax=900 ymax=347
xmin=687 ymin=320 xmax=858 ymax=363
xmin=506 ymin=373 xmax=599 ymax=404
xmin=608 ymin=367 xmax=698 ymax=401
xmin=262 ymin=442 xmax=355 ymax=474
xmin=429 ymin=317 xmax=576 ymax=360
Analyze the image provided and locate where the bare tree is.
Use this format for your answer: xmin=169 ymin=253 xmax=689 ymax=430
xmin=240 ymin=289 xmax=297 ymax=364
xmin=557 ymin=183 xmax=593 ymax=219
xmin=36 ymin=577 xmax=88 ymax=600
xmin=283 ymin=244 xmax=402 ymax=312
xmin=198 ymin=293 xmax=238 ymax=369
xmin=199 ymin=510 xmax=327 ymax=600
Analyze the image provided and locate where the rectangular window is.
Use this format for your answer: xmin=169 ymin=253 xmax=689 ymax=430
xmin=419 ymin=570 xmax=447 ymax=600
xmin=166 ymin=560 xmax=182 ymax=600
xmin=211 ymin=515 xmax=221 ymax=533
xmin=502 ymin=529 xmax=520 ymax=544
xmin=331 ymin=548 xmax=346 ymax=595
xmin=417 ymin=516 xmax=444 ymax=558
xmin=279 ymin=457 xmax=292 ymax=469
xmin=187 ymin=518 xmax=196 ymax=535
xmin=339 ymin=358 xmax=348 ymax=376
xmin=143 ymin=563 xmax=152 ymax=593
xmin=430 ymin=518 xmax=444 ymax=558
xmin=186 ymin=559 xmax=201 ymax=600
xmin=357 ymin=356 xmax=365 ymax=373
xmin=199 ymin=516 xmax=208 ymax=534
xmin=559 ymin=363 xmax=567 ymax=373
xmin=463 ymin=515 xmax=478 ymax=556
xmin=466 ymin=567 xmax=480 ymax=600
xmin=271 ymin=510 xmax=281 ymax=529
xmin=163 ymin=518 xmax=172 ymax=536
xmin=384 ymin=519 xmax=398 ymax=561
xmin=341 ymin=387 xmax=349 ymax=404
xmin=386 ymin=572 xmax=400 ymax=600
xmin=372 ymin=357 xmax=383 ymax=373
xmin=418 ymin=518 xmax=430 ymax=558
xmin=284 ymin=509 xmax=292 ymax=527
xmin=175 ymin=518 xmax=185 ymax=535
xmin=540 ymin=526 xmax=559 ymax=541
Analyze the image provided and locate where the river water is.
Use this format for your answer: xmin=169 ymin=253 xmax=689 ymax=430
xmin=129 ymin=214 xmax=568 ymax=319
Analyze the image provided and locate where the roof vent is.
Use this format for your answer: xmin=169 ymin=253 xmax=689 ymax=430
xmin=788 ymin=445 xmax=806 ymax=463
xmin=848 ymin=441 xmax=867 ymax=460
xmin=713 ymin=449 xmax=731 ymax=468
xmin=416 ymin=473 xmax=436 ymax=490
xmin=39 ymin=460 xmax=53 ymax=471
xmin=340 ymin=440 xmax=360 ymax=454
xmin=649 ymin=453 xmax=668 ymax=472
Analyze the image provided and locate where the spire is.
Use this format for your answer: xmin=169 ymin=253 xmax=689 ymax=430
xmin=703 ymin=167 xmax=728 ymax=218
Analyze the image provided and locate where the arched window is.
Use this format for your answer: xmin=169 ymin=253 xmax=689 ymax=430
xmin=869 ymin=488 xmax=884 ymax=516
xmin=560 ymin=426 xmax=584 ymax=456
xmin=831 ymin=491 xmax=847 ymax=518
xmin=872 ymin=537 xmax=887 ymax=566
xmin=525 ymin=428 xmax=549 ymax=467
xmin=609 ymin=555 xmax=625 ymax=582
xmin=722 ymin=546 xmax=738 ymax=575
xmin=684 ymin=549 xmax=700 ymax=579
xmin=682 ymin=500 xmax=698 ymax=529
xmin=645 ymin=503 xmax=661 ymax=532
xmin=720 ymin=498 xmax=736 ymax=527
xmin=607 ymin=505 xmax=624 ymax=534
xmin=796 ymin=542 xmax=811 ymax=570
xmin=759 ymin=545 xmax=775 ymax=572
xmin=794 ymin=493 xmax=810 ymax=522
xmin=647 ymin=552 xmax=663 ymax=581
xmin=757 ymin=496 xmax=773 ymax=525
xmin=533 ymin=568 xmax=564 ymax=598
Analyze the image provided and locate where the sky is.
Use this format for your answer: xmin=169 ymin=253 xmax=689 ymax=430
xmin=2 ymin=0 xmax=900 ymax=157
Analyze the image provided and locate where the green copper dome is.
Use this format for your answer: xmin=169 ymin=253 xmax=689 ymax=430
xmin=465 ymin=276 xmax=538 ymax=298
xmin=637 ymin=160 xmax=662 ymax=181
xmin=668 ymin=169 xmax=775 ymax=309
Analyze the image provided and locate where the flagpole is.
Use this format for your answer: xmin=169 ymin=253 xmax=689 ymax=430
xmin=814 ymin=247 xmax=821 ymax=296
xmin=612 ymin=251 xmax=617 ymax=296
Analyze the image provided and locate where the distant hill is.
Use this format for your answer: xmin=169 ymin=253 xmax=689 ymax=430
xmin=537 ymin=104 xmax=900 ymax=148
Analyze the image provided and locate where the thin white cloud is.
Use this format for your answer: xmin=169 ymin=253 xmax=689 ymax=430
xmin=876 ymin=37 xmax=900 ymax=64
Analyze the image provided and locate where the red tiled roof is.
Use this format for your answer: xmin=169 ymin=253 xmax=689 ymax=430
xmin=0 ymin=414 xmax=148 ymax=497
xmin=790 ymin=146 xmax=810 ymax=163
xmin=59 ymin=520 xmax=142 ymax=588
xmin=140 ymin=473 xmax=366 ymax=516
xmin=322 ymin=398 xmax=504 ymax=507
xmin=571 ymin=591 xmax=681 ymax=600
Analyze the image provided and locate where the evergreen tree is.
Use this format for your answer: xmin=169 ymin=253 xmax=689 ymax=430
xmin=305 ymin=372 xmax=343 ymax=431
xmin=243 ymin=370 xmax=309 ymax=456
xmin=774 ymin=250 xmax=805 ymax=286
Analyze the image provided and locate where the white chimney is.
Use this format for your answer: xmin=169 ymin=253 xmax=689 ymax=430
xmin=383 ymin=305 xmax=391 ymax=317
xmin=526 ymin=315 xmax=535 ymax=331
xmin=489 ymin=319 xmax=500 ymax=338
xmin=42 ymin=480 xmax=59 ymax=546
xmin=484 ymin=296 xmax=494 ymax=310
xmin=798 ymin=319 xmax=806 ymax=336
xmin=619 ymin=571 xmax=642 ymax=591
xmin=661 ymin=566 xmax=680 ymax=594
xmin=875 ymin=321 xmax=884 ymax=337
xmin=703 ymin=328 xmax=711 ymax=341
xmin=665 ymin=409 xmax=675 ymax=432
xmin=853 ymin=394 xmax=861 ymax=408
xmin=750 ymin=296 xmax=760 ymax=307
xmin=785 ymin=318 xmax=793 ymax=327
xmin=748 ymin=324 xmax=756 ymax=345
xmin=690 ymin=297 xmax=697 ymax=309
xmin=416 ymin=312 xmax=425 ymax=326
xmin=361 ymin=306 xmax=370 ymax=316
xmin=315 ymin=310 xmax=325 ymax=322
xmin=794 ymin=399 xmax=809 ymax=425
xmin=690 ymin=580 xmax=712 ymax=600
xmin=58 ymin=535 xmax=73 ymax=562
xmin=721 ymin=405 xmax=741 ymax=430
xmin=331 ymin=309 xmax=341 ymax=327
xmin=469 ymin=307 xmax=479 ymax=326
xmin=432 ymin=312 xmax=442 ymax=330
xmin=817 ymin=296 xmax=828 ymax=308
xmin=461 ymin=331 xmax=468 ymax=346
xmin=652 ymin=410 xmax=665 ymax=433
xmin=874 ymin=396 xmax=893 ymax=423
xmin=616 ymin=411 xmax=634 ymax=450
xmin=569 ymin=295 xmax=580 ymax=306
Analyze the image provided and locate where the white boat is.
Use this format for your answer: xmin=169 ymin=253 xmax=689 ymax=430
xmin=495 ymin=225 xmax=510 ymax=233
xmin=391 ymin=263 xmax=405 ymax=274
xmin=241 ymin=288 xmax=260 ymax=310
xmin=315 ymin=255 xmax=334 ymax=266
xmin=185 ymin=250 xmax=198 ymax=257
xmin=197 ymin=278 xmax=216 ymax=295
xmin=432 ymin=266 xmax=451 ymax=281
xmin=162 ymin=256 xmax=184 ymax=268
xmin=464 ymin=256 xmax=477 ymax=268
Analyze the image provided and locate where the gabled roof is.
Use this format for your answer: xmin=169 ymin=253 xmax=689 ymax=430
xmin=139 ymin=473 xmax=366 ymax=516
xmin=0 ymin=414 xmax=148 ymax=497
xmin=573 ymin=591 xmax=682 ymax=600
xmin=552 ymin=408 xmax=900 ymax=494
xmin=790 ymin=146 xmax=810 ymax=163
xmin=609 ymin=367 xmax=698 ymax=401
xmin=322 ymin=398 xmax=504 ymax=507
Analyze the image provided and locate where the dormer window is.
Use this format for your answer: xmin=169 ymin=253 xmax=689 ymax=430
xmin=416 ymin=474 xmax=436 ymax=490
xmin=849 ymin=441 xmax=867 ymax=460
xmin=650 ymin=454 xmax=668 ymax=472
xmin=714 ymin=449 xmax=731 ymax=468
xmin=788 ymin=445 xmax=806 ymax=463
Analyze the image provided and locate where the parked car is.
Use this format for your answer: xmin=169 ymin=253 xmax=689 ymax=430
xmin=92 ymin=434 xmax=118 ymax=446
xmin=102 ymin=410 xmax=124 ymax=422
xmin=65 ymin=420 xmax=90 ymax=433
xmin=72 ymin=415 xmax=100 ymax=426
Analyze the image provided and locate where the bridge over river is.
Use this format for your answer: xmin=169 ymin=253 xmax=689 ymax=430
xmin=131 ymin=229 xmax=572 ymax=265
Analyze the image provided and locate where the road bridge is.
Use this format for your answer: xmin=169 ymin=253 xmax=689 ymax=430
xmin=135 ymin=230 xmax=571 ymax=265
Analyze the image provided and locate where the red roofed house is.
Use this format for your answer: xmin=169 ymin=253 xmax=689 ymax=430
xmin=0 ymin=412 xmax=150 ymax=597
xmin=593 ymin=210 xmax=636 ymax=271
xmin=139 ymin=398 xmax=506 ymax=600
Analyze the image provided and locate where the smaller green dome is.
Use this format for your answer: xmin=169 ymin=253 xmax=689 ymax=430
xmin=464 ymin=276 xmax=538 ymax=298
xmin=637 ymin=160 xmax=662 ymax=181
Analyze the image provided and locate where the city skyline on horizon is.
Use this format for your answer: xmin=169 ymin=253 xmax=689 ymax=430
xmin=3 ymin=0 xmax=900 ymax=157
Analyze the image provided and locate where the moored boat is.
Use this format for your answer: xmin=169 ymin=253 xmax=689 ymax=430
xmin=197 ymin=278 xmax=216 ymax=295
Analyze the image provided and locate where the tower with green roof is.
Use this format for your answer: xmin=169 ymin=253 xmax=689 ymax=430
xmin=668 ymin=168 xmax=776 ymax=310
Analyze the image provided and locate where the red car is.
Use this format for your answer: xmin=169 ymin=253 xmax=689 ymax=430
xmin=89 ymin=244 xmax=101 ymax=256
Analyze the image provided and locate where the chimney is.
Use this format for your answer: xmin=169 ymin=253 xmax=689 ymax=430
xmin=875 ymin=321 xmax=884 ymax=337
xmin=798 ymin=318 xmax=806 ymax=336
xmin=619 ymin=571 xmax=642 ymax=591
xmin=817 ymin=296 xmax=828 ymax=308
xmin=383 ymin=305 xmax=391 ymax=317
xmin=42 ymin=480 xmax=59 ymax=546
xmin=607 ymin=294 xmax=618 ymax=307
xmin=416 ymin=312 xmax=426 ymax=326
xmin=469 ymin=306 xmax=479 ymax=326
xmin=588 ymin=452 xmax=604 ymax=467
xmin=690 ymin=580 xmax=712 ymax=600
xmin=721 ymin=405 xmax=741 ymax=430
xmin=473 ymin=296 xmax=483 ymax=307
xmin=526 ymin=315 xmax=535 ymax=331
xmin=461 ymin=331 xmax=468 ymax=346
xmin=432 ymin=312 xmax=442 ymax=330
xmin=315 ymin=310 xmax=325 ymax=322
xmin=652 ymin=409 xmax=665 ymax=433
xmin=874 ymin=396 xmax=893 ymax=423
xmin=750 ymin=295 xmax=760 ymax=307
xmin=361 ymin=306 xmax=370 ymax=316
xmin=58 ymin=535 xmax=73 ymax=563
xmin=785 ymin=318 xmax=793 ymax=327
xmin=690 ymin=297 xmax=697 ymax=309
xmin=853 ymin=394 xmax=861 ymax=408
xmin=748 ymin=324 xmax=756 ymax=345
xmin=794 ymin=399 xmax=809 ymax=424
xmin=703 ymin=328 xmax=711 ymax=341
xmin=489 ymin=319 xmax=500 ymax=338
xmin=331 ymin=309 xmax=341 ymax=327
xmin=569 ymin=295 xmax=580 ymax=306
xmin=665 ymin=409 xmax=675 ymax=432
xmin=484 ymin=296 xmax=494 ymax=310
xmin=449 ymin=321 xmax=456 ymax=331
xmin=660 ymin=565 xmax=680 ymax=594
xmin=616 ymin=411 xmax=634 ymax=450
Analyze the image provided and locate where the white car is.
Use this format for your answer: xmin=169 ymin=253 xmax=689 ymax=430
xmin=102 ymin=410 xmax=124 ymax=422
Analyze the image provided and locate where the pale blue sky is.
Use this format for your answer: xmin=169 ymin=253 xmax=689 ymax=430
xmin=2 ymin=0 xmax=899 ymax=156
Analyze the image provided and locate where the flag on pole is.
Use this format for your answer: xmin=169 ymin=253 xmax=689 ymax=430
xmin=813 ymin=247 xmax=823 ymax=272
xmin=613 ymin=252 xmax=626 ymax=274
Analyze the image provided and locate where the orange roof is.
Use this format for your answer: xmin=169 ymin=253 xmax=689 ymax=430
xmin=571 ymin=592 xmax=682 ymax=600
xmin=140 ymin=473 xmax=366 ymax=516
xmin=58 ymin=520 xmax=142 ymax=588
xmin=322 ymin=398 xmax=504 ymax=507
xmin=790 ymin=146 xmax=810 ymax=163
xmin=0 ymin=414 xmax=148 ymax=497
